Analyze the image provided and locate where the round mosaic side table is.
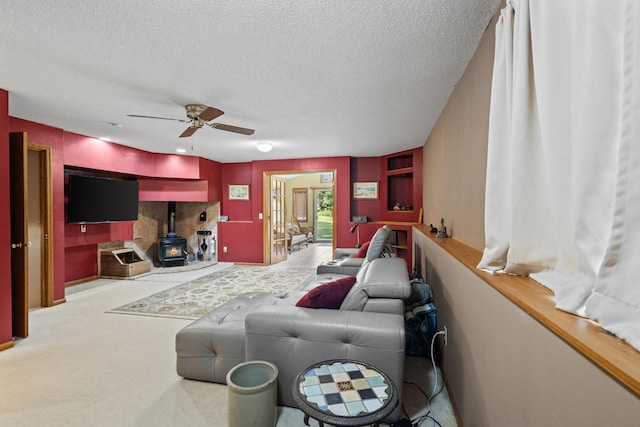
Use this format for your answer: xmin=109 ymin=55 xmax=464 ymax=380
xmin=292 ymin=359 xmax=398 ymax=427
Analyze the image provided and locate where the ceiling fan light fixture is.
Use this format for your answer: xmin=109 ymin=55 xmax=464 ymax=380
xmin=256 ymin=141 xmax=272 ymax=152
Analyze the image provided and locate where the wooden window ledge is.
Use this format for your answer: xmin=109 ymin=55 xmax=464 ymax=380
xmin=414 ymin=224 xmax=640 ymax=397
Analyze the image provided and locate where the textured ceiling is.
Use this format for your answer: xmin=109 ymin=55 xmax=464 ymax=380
xmin=0 ymin=1 xmax=500 ymax=163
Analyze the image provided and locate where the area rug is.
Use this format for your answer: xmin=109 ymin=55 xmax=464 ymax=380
xmin=107 ymin=265 xmax=316 ymax=320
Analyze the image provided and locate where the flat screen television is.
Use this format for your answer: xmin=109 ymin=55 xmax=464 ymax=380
xmin=67 ymin=174 xmax=139 ymax=223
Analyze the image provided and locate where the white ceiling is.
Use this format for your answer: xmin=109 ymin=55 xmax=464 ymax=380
xmin=0 ymin=1 xmax=499 ymax=163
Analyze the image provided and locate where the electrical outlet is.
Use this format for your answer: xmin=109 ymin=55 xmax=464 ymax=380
xmin=81 ymin=224 xmax=86 ymax=233
xmin=223 ymin=246 xmax=228 ymax=253
xmin=444 ymin=325 xmax=448 ymax=346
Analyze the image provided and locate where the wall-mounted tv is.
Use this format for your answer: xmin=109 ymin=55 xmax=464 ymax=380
xmin=67 ymin=174 xmax=139 ymax=224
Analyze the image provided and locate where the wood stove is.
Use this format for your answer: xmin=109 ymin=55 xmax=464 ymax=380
xmin=158 ymin=202 xmax=187 ymax=267
xmin=158 ymin=236 xmax=187 ymax=267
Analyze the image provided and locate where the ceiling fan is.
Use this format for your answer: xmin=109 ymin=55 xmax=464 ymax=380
xmin=127 ymin=104 xmax=255 ymax=138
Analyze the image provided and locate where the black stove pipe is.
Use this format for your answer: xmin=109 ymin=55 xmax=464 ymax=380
xmin=168 ymin=201 xmax=177 ymax=237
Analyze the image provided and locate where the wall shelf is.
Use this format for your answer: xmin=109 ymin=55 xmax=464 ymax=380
xmin=386 ymin=167 xmax=413 ymax=176
xmin=381 ymin=149 xmax=422 ymax=221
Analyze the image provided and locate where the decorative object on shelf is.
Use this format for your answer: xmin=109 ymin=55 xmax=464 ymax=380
xmin=320 ymin=172 xmax=334 ymax=183
xmin=353 ymin=181 xmax=379 ymax=199
xmin=349 ymin=223 xmax=362 ymax=248
xmin=393 ymin=202 xmax=413 ymax=211
xmin=437 ymin=218 xmax=448 ymax=238
xmin=228 ymin=184 xmax=250 ymax=200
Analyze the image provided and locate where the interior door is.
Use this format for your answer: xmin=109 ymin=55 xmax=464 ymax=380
xmin=10 ymin=132 xmax=29 ymax=337
xmin=270 ymin=176 xmax=287 ymax=265
xmin=27 ymin=144 xmax=54 ymax=308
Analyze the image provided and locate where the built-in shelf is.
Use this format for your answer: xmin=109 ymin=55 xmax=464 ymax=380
xmin=386 ymin=167 xmax=413 ymax=176
xmin=385 ymin=151 xmax=417 ymax=213
xmin=387 ymin=153 xmax=413 ymax=171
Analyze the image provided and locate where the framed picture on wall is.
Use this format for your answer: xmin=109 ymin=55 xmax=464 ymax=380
xmin=320 ymin=172 xmax=334 ymax=183
xmin=228 ymin=184 xmax=250 ymax=200
xmin=353 ymin=181 xmax=379 ymax=199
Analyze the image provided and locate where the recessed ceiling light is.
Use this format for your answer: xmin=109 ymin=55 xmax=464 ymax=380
xmin=176 ymin=148 xmax=186 ymax=154
xmin=256 ymin=141 xmax=272 ymax=152
xmin=99 ymin=137 xmax=112 ymax=141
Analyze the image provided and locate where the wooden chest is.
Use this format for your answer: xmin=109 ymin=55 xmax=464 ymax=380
xmin=100 ymin=248 xmax=151 ymax=278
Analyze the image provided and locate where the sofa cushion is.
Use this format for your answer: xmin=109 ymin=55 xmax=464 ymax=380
xmin=342 ymin=257 xmax=411 ymax=311
xmin=295 ymin=276 xmax=357 ymax=309
xmin=364 ymin=225 xmax=391 ymax=262
xmin=353 ymin=241 xmax=370 ymax=258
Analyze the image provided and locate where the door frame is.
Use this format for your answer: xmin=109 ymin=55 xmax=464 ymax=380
xmin=263 ymin=170 xmax=336 ymax=265
xmin=28 ymin=143 xmax=54 ymax=307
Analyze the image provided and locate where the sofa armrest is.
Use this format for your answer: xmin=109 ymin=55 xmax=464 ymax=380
xmin=363 ymin=298 xmax=405 ymax=315
xmin=245 ymin=305 xmax=405 ymax=421
xmin=334 ymin=247 xmax=359 ymax=259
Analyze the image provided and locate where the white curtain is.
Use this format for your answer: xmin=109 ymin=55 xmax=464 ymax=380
xmin=479 ymin=0 xmax=640 ymax=351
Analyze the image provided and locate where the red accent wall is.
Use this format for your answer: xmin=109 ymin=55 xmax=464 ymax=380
xmin=2 ymin=99 xmax=419 ymax=349
xmin=199 ymin=157 xmax=222 ymax=202
xmin=0 ymin=90 xmax=12 ymax=347
xmin=5 ymin=118 xmax=226 ymax=287
xmin=350 ymin=157 xmax=381 ymax=222
xmin=217 ymin=157 xmax=352 ymax=264
xmin=138 ymin=179 xmax=209 ymax=201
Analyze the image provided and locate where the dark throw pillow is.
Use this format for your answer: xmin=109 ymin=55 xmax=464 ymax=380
xmin=353 ymin=241 xmax=371 ymax=258
xmin=295 ymin=276 xmax=358 ymax=309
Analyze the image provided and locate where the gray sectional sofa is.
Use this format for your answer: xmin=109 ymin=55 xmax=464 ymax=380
xmin=175 ymin=225 xmax=410 ymax=421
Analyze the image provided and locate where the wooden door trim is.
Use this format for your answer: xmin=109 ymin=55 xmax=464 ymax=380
xmin=263 ymin=170 xmax=338 ymax=262
xmin=27 ymin=144 xmax=54 ymax=307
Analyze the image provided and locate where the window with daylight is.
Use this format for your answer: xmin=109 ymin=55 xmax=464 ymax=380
xmin=293 ymin=188 xmax=307 ymax=221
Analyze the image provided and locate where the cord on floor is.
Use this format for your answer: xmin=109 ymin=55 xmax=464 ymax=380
xmin=402 ymin=329 xmax=447 ymax=427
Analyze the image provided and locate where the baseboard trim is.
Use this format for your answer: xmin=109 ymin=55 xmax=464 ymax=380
xmin=0 ymin=339 xmax=14 ymax=352
xmin=52 ymin=298 xmax=66 ymax=306
xmin=65 ymin=276 xmax=98 ymax=287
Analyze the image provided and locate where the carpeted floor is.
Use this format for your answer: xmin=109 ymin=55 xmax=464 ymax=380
xmin=107 ymin=265 xmax=316 ymax=319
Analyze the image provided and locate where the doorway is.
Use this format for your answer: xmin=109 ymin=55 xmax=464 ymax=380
xmin=10 ymin=132 xmax=54 ymax=338
xmin=264 ymin=170 xmax=336 ymax=265
xmin=314 ymin=188 xmax=333 ymax=243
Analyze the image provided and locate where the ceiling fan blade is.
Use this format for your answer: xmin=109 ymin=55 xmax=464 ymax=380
xmin=198 ymin=106 xmax=224 ymax=122
xmin=210 ymin=123 xmax=255 ymax=135
xmin=127 ymin=114 xmax=189 ymax=123
xmin=179 ymin=127 xmax=199 ymax=138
